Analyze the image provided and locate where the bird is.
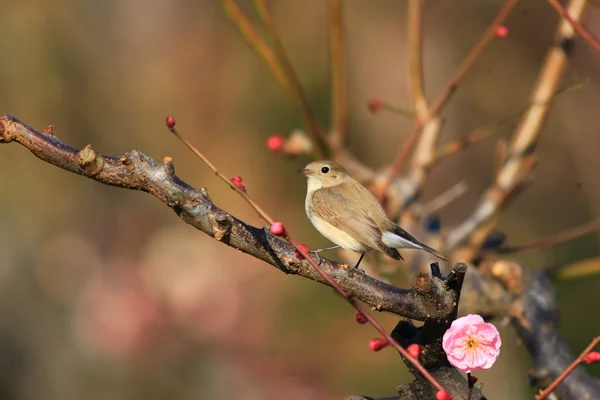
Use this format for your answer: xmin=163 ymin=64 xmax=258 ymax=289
xmin=298 ymin=160 xmax=446 ymax=269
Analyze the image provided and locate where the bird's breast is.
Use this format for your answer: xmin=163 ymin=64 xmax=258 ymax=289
xmin=305 ymin=193 xmax=367 ymax=253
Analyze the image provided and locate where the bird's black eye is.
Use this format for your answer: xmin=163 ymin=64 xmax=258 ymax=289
xmin=321 ymin=166 xmax=330 ymax=174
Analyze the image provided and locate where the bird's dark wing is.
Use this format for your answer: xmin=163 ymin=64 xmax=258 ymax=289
xmin=310 ymin=181 xmax=401 ymax=260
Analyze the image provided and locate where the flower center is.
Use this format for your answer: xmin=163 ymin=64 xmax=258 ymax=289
xmin=466 ymin=337 xmax=478 ymax=349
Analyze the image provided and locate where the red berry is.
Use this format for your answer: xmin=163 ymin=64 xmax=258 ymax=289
xmin=355 ymin=312 xmax=368 ymax=324
xmin=407 ymin=343 xmax=420 ymax=359
xmin=295 ymin=243 xmax=310 ymax=259
xmin=368 ymin=338 xmax=390 ymax=351
xmin=435 ymin=390 xmax=452 ymax=400
xmin=270 ymin=222 xmax=286 ymax=236
xmin=368 ymin=98 xmax=382 ymax=113
xmin=267 ymin=135 xmax=285 ymax=152
xmin=495 ymin=26 xmax=508 ymax=38
xmin=166 ymin=115 xmax=176 ymax=129
xmin=230 ymin=176 xmax=246 ymax=192
xmin=584 ymin=351 xmax=600 ymax=364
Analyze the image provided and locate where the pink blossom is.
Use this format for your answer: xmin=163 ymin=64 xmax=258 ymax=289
xmin=442 ymin=314 xmax=501 ymax=373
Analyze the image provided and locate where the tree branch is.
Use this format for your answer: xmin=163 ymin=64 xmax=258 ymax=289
xmin=515 ymin=271 xmax=600 ymax=399
xmin=0 ymin=114 xmax=460 ymax=323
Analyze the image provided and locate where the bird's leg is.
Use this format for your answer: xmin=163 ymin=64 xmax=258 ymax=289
xmin=353 ymin=253 xmax=366 ymax=269
xmin=312 ymin=245 xmax=341 ymax=253
xmin=310 ymin=245 xmax=341 ymax=264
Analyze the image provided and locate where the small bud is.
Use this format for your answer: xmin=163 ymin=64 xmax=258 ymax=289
xmin=267 ymin=135 xmax=285 ymax=152
xmin=368 ymin=98 xmax=382 ymax=113
xmin=270 ymin=222 xmax=286 ymax=236
xmin=407 ymin=343 xmax=420 ymax=359
xmin=166 ymin=115 xmax=176 ymax=129
xmin=41 ymin=125 xmax=55 ymax=136
xmin=230 ymin=176 xmax=246 ymax=192
xmin=368 ymin=338 xmax=390 ymax=351
xmin=435 ymin=390 xmax=452 ymax=400
xmin=295 ymin=243 xmax=310 ymax=259
xmin=495 ymin=26 xmax=508 ymax=38
xmin=584 ymin=351 xmax=600 ymax=364
xmin=355 ymin=312 xmax=368 ymax=324
xmin=424 ymin=215 xmax=441 ymax=233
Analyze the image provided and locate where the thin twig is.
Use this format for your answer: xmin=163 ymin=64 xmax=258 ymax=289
xmin=408 ymin=0 xmax=428 ymax=119
xmin=167 ymin=122 xmax=449 ymax=395
xmin=419 ymin=181 xmax=468 ymax=217
xmin=546 ymin=0 xmax=600 ymax=53
xmin=168 ymin=125 xmax=274 ymax=223
xmin=495 ymin=217 xmax=600 ymax=254
xmin=378 ymin=0 xmax=519 ymax=202
xmin=375 ymin=100 xmax=415 ymax=117
xmin=253 ymin=0 xmax=329 ymax=158
xmin=536 ymin=336 xmax=600 ymax=399
xmin=330 ymin=0 xmax=348 ymax=147
xmin=219 ymin=0 xmax=292 ymax=111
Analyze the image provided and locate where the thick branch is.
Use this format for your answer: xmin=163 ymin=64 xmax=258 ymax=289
xmin=515 ymin=271 xmax=600 ymax=399
xmin=0 ymin=114 xmax=458 ymax=322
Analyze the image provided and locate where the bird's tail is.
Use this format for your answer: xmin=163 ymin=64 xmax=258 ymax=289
xmin=382 ymin=226 xmax=447 ymax=261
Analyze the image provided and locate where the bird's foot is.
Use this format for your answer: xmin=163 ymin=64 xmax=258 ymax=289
xmin=310 ymin=245 xmax=340 ymax=265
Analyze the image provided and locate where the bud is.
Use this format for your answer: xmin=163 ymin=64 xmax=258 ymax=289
xmin=407 ymin=343 xmax=420 ymax=359
xmin=495 ymin=26 xmax=508 ymax=38
xmin=368 ymin=338 xmax=390 ymax=351
xmin=230 ymin=176 xmax=246 ymax=192
xmin=267 ymin=135 xmax=285 ymax=152
xmin=166 ymin=115 xmax=176 ymax=129
xmin=355 ymin=312 xmax=368 ymax=324
xmin=584 ymin=351 xmax=600 ymax=364
xmin=295 ymin=243 xmax=310 ymax=259
xmin=368 ymin=98 xmax=382 ymax=113
xmin=435 ymin=390 xmax=452 ymax=400
xmin=270 ymin=222 xmax=286 ymax=236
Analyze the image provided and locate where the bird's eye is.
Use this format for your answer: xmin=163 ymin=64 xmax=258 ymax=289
xmin=321 ymin=166 xmax=330 ymax=174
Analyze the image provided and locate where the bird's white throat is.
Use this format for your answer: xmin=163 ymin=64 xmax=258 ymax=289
xmin=306 ymin=176 xmax=324 ymax=193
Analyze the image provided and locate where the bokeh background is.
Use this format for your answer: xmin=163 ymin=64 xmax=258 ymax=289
xmin=1 ymin=1 xmax=600 ymax=399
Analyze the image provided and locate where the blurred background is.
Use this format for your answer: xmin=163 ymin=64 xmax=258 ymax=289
xmin=1 ymin=1 xmax=600 ymax=399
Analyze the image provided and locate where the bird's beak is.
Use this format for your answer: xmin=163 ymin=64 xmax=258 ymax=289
xmin=297 ymin=168 xmax=311 ymax=176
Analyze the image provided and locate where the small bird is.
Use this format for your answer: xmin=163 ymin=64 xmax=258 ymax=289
xmin=299 ymin=160 xmax=446 ymax=268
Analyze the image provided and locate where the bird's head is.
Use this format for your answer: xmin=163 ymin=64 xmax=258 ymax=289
xmin=298 ymin=160 xmax=349 ymax=189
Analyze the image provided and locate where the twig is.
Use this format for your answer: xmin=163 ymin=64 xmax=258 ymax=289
xmin=378 ymin=0 xmax=520 ymax=203
xmin=168 ymin=124 xmax=274 ymax=223
xmin=252 ymin=0 xmax=329 ymax=158
xmin=408 ymin=0 xmax=428 ymax=119
xmin=220 ymin=0 xmax=328 ymax=158
xmin=536 ymin=336 xmax=600 ymax=399
xmin=495 ymin=217 xmax=600 ymax=254
xmin=546 ymin=0 xmax=600 ymax=53
xmin=372 ymin=100 xmax=415 ymax=117
xmin=329 ymin=0 xmax=348 ymax=148
xmin=219 ymin=0 xmax=291 ymax=113
xmin=419 ymin=181 xmax=468 ymax=217
xmin=445 ymin=0 xmax=588 ymax=253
